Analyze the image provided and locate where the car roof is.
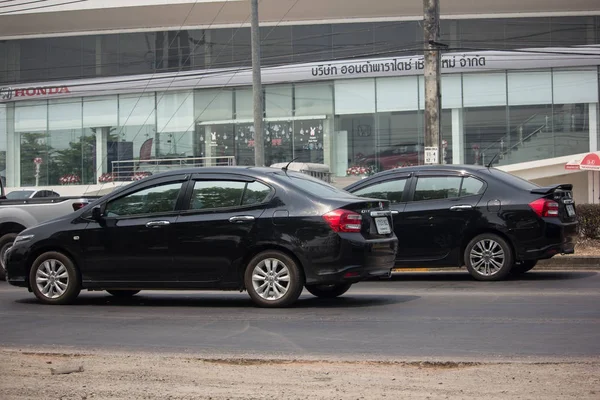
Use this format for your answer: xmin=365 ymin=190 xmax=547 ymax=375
xmin=372 ymin=164 xmax=489 ymax=177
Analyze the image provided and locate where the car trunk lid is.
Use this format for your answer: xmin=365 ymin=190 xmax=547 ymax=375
xmin=530 ymin=184 xmax=576 ymax=222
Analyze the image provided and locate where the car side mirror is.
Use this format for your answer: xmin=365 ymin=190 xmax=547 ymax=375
xmin=91 ymin=205 xmax=103 ymax=221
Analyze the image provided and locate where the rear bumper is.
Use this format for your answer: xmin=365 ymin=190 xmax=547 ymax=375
xmin=305 ymin=235 xmax=398 ymax=285
xmin=517 ymin=220 xmax=577 ymax=261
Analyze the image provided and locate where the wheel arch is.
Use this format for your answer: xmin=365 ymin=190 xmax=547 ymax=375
xmin=25 ymin=245 xmax=82 ymax=289
xmin=238 ymin=244 xmax=307 ymax=290
xmin=460 ymin=228 xmax=517 ymax=265
xmin=0 ymin=222 xmax=27 ymax=237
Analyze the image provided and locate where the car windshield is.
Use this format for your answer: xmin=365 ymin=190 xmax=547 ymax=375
xmin=6 ymin=190 xmax=34 ymax=199
xmin=273 ymin=172 xmax=355 ymax=199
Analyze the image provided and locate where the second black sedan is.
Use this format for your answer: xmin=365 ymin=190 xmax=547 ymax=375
xmin=5 ymin=167 xmax=398 ymax=307
xmin=345 ymin=165 xmax=577 ymax=281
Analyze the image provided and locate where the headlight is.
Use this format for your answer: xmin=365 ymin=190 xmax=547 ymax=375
xmin=14 ymin=234 xmax=34 ymax=244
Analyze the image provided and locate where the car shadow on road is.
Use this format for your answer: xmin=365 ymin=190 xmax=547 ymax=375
xmin=383 ymin=270 xmax=597 ymax=282
xmin=15 ymin=293 xmax=419 ymax=309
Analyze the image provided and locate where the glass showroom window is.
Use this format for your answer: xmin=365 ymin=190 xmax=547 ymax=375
xmin=156 ymin=91 xmax=194 ymax=159
xmin=47 ymin=99 xmax=84 ymax=186
xmin=83 ymin=95 xmax=118 ymax=184
xmin=15 ymin=101 xmax=48 ymax=186
xmin=116 ymin=93 xmax=157 ymax=181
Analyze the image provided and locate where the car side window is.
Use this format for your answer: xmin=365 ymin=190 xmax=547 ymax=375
xmin=32 ymin=191 xmax=44 ymax=198
xmin=352 ymin=179 xmax=408 ymax=204
xmin=190 ymin=181 xmax=246 ymax=210
xmin=413 ymin=176 xmax=462 ymax=201
xmin=460 ymin=176 xmax=485 ymax=197
xmin=105 ymin=182 xmax=183 ymax=217
xmin=242 ymin=181 xmax=272 ymax=206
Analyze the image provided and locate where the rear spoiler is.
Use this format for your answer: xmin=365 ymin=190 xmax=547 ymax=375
xmin=530 ymin=184 xmax=573 ymax=195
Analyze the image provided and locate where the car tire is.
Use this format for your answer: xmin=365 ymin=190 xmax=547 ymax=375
xmin=511 ymin=260 xmax=537 ymax=275
xmin=29 ymin=251 xmax=81 ymax=305
xmin=464 ymin=233 xmax=514 ymax=281
xmin=106 ymin=290 xmax=140 ymax=297
xmin=305 ymin=283 xmax=352 ymax=298
xmin=0 ymin=232 xmax=18 ymax=280
xmin=244 ymin=250 xmax=304 ymax=308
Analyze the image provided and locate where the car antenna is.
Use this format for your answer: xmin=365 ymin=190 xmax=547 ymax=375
xmin=486 ymin=151 xmax=502 ymax=169
xmin=282 ymin=157 xmax=300 ymax=172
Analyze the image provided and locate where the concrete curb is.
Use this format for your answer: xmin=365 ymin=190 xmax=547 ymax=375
xmin=392 ymin=258 xmax=600 ymax=273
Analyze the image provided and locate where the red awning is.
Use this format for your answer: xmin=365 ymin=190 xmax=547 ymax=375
xmin=565 ymin=152 xmax=600 ymax=171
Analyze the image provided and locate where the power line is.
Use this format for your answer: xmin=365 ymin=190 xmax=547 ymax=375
xmin=0 ymin=0 xmax=88 ymax=15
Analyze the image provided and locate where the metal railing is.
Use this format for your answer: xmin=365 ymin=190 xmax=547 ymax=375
xmin=480 ymin=113 xmax=548 ymax=166
xmin=110 ymin=156 xmax=236 ymax=181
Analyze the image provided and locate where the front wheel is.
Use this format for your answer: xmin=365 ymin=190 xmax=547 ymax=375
xmin=29 ymin=251 xmax=81 ymax=305
xmin=305 ymin=283 xmax=352 ymax=298
xmin=245 ymin=250 xmax=304 ymax=308
xmin=464 ymin=234 xmax=514 ymax=281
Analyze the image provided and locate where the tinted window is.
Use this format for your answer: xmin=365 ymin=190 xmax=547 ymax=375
xmin=106 ymin=182 xmax=183 ymax=217
xmin=190 ymin=181 xmax=246 ymax=210
xmin=242 ymin=181 xmax=272 ymax=206
xmin=32 ymin=191 xmax=45 ymax=198
xmin=413 ymin=176 xmax=462 ymax=201
xmin=460 ymin=177 xmax=485 ymax=197
xmin=353 ymin=179 xmax=407 ymax=204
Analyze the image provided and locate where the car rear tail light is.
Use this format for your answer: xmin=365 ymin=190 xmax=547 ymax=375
xmin=72 ymin=202 xmax=88 ymax=211
xmin=322 ymin=209 xmax=362 ymax=233
xmin=529 ymin=198 xmax=559 ymax=217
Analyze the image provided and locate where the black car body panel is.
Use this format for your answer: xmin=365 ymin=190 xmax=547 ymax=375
xmin=345 ymin=165 xmax=577 ymax=267
xmin=6 ymin=167 xmax=398 ymax=292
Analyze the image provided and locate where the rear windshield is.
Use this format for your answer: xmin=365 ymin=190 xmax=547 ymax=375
xmin=273 ymin=172 xmax=356 ymax=199
xmin=489 ymin=168 xmax=539 ymax=190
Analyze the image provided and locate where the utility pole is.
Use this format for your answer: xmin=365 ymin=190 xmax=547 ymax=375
xmin=250 ymin=0 xmax=265 ymax=167
xmin=423 ymin=0 xmax=442 ymax=164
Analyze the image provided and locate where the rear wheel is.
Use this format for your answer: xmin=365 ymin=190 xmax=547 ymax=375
xmin=29 ymin=251 xmax=81 ymax=305
xmin=245 ymin=250 xmax=304 ymax=308
xmin=106 ymin=290 xmax=140 ymax=297
xmin=305 ymin=283 xmax=352 ymax=298
xmin=511 ymin=260 xmax=537 ymax=275
xmin=464 ymin=233 xmax=514 ymax=281
xmin=0 ymin=233 xmax=18 ymax=280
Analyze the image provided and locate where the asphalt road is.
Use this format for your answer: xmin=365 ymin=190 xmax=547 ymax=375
xmin=1 ymin=270 xmax=599 ymax=361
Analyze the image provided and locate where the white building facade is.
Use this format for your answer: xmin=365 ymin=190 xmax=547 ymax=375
xmin=0 ymin=0 xmax=599 ymax=202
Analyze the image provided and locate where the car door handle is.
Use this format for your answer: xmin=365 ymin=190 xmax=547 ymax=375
xmin=450 ymin=205 xmax=473 ymax=211
xmin=145 ymin=220 xmax=171 ymax=228
xmin=391 ymin=210 xmax=400 ymax=215
xmin=229 ymin=216 xmax=256 ymax=223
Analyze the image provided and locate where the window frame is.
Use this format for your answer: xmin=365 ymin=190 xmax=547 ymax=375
xmin=179 ymin=173 xmax=275 ymax=214
xmin=98 ymin=175 xmax=190 ymax=219
xmin=350 ymin=177 xmax=410 ymax=204
xmin=407 ymin=171 xmax=487 ymax=203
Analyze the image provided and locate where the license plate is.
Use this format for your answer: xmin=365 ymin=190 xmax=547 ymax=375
xmin=566 ymin=204 xmax=575 ymax=217
xmin=375 ymin=217 xmax=391 ymax=234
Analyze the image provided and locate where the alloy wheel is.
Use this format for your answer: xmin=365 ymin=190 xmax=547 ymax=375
xmin=469 ymin=239 xmax=505 ymax=277
xmin=251 ymin=258 xmax=291 ymax=301
xmin=35 ymin=259 xmax=70 ymax=299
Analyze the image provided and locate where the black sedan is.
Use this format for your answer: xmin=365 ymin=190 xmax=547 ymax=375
xmin=5 ymin=167 xmax=398 ymax=307
xmin=345 ymin=165 xmax=577 ymax=281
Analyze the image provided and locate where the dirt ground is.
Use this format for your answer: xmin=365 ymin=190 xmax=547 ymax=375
xmin=0 ymin=348 xmax=598 ymax=400
xmin=571 ymin=238 xmax=600 ymax=257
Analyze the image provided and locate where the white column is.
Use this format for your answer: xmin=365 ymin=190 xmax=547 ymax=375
xmin=322 ymin=117 xmax=333 ymax=172
xmin=4 ymin=105 xmax=19 ymax=187
xmin=590 ymin=103 xmax=598 ymax=152
xmin=452 ymin=108 xmax=464 ymax=164
xmin=95 ymin=127 xmax=108 ymax=182
xmin=204 ymin=125 xmax=214 ymax=166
